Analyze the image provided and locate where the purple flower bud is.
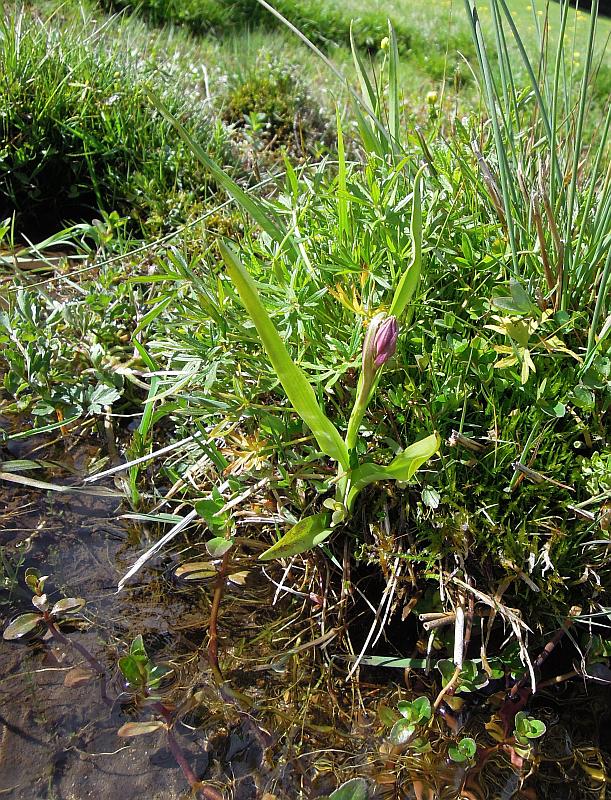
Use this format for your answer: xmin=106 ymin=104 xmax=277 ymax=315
xmin=372 ymin=315 xmax=398 ymax=367
xmin=362 ymin=313 xmax=399 ymax=381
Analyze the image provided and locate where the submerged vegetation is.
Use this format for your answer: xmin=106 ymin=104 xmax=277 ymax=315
xmin=1 ymin=0 xmax=610 ymax=797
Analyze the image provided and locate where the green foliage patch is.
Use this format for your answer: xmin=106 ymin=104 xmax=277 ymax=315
xmin=0 ymin=10 xmax=230 ymax=236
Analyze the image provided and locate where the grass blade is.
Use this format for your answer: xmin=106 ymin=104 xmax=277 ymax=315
xmin=387 ymin=21 xmax=400 ymax=147
xmin=336 ymin=109 xmax=349 ymax=243
xmin=389 ymin=166 xmax=423 ymax=318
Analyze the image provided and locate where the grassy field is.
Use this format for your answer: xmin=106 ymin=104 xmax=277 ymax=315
xmin=1 ymin=0 xmax=611 ymax=797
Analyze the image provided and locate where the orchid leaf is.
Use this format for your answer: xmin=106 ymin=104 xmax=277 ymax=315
xmin=221 ymin=243 xmax=349 ymax=470
xmin=347 ymin=433 xmax=439 ymax=509
xmin=148 ymin=90 xmax=295 ymax=261
xmin=389 ymin=167 xmax=423 ymax=319
xmin=259 ymin=512 xmax=332 ymax=561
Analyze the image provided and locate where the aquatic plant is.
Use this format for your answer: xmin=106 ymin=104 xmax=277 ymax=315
xmin=2 ymin=570 xmax=222 ymax=799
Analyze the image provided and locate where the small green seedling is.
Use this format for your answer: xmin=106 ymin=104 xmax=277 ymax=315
xmin=513 ymin=712 xmax=546 ymax=747
xmin=196 ymin=491 xmax=234 ymax=557
xmin=448 ymin=737 xmax=477 ymax=763
xmin=118 ymin=635 xmax=174 ymax=701
xmin=3 ymin=568 xmax=86 ymax=641
xmin=437 ymin=659 xmax=489 ymax=694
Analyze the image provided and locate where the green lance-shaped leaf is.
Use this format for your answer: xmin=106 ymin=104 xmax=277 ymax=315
xmin=259 ymin=512 xmax=332 ymax=561
xmin=221 ymin=243 xmax=349 ymax=470
xmin=347 ymin=433 xmax=439 ymax=510
xmin=389 ymin=166 xmax=424 ymax=320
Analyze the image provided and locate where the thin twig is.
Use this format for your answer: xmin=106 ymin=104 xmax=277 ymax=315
xmin=208 ymin=550 xmax=231 ymax=680
xmin=509 ymin=605 xmax=581 ymax=698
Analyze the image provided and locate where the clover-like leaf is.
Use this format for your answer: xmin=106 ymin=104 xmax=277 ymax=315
xmin=449 ymin=737 xmax=477 ymax=762
xmin=411 ymin=696 xmax=432 ymax=722
xmin=514 ymin=712 xmax=546 ymax=743
xmin=437 ymin=659 xmax=489 ymax=694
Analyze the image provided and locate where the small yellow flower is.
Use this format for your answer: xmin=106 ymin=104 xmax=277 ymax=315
xmin=380 ymin=36 xmax=390 ymax=51
xmin=426 ymin=90 xmax=439 ymax=105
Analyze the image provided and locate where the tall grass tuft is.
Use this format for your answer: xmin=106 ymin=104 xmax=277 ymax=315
xmin=463 ymin=0 xmax=611 ymax=366
xmin=0 ymin=7 xmax=229 ymax=236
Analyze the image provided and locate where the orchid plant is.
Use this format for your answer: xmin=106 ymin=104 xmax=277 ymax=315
xmin=221 ymin=168 xmax=439 ymax=560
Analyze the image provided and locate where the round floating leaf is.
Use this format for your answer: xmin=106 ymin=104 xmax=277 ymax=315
xmin=117 ymin=721 xmax=165 ymax=737
xmin=460 ymin=737 xmax=477 ymax=757
xmin=448 ymin=745 xmax=467 ymax=762
xmin=3 ymin=613 xmax=43 ymax=640
xmin=449 ymin=736 xmax=477 ymax=762
xmin=205 ymin=537 xmax=234 ymax=558
xmin=389 ymin=718 xmax=415 ymax=745
xmin=51 ymin=597 xmax=86 ymax=617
